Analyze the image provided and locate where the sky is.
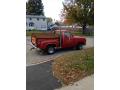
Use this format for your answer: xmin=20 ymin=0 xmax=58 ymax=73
xmin=42 ymin=0 xmax=64 ymax=21
xmin=26 ymin=0 xmax=64 ymax=21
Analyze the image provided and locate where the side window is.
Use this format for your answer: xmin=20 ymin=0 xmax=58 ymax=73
xmin=64 ymin=32 xmax=71 ymax=38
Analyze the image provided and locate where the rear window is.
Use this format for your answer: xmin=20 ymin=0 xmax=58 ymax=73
xmin=55 ymin=31 xmax=61 ymax=35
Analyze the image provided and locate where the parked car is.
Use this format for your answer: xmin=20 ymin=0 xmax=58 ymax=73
xmin=47 ymin=24 xmax=58 ymax=30
xmin=31 ymin=30 xmax=86 ymax=54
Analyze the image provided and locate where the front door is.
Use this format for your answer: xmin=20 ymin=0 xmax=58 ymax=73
xmin=62 ymin=32 xmax=74 ymax=48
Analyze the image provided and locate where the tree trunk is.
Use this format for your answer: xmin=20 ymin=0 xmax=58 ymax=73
xmin=82 ymin=24 xmax=87 ymax=35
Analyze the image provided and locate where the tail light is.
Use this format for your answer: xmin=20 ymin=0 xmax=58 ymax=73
xmin=84 ymin=38 xmax=86 ymax=45
xmin=31 ymin=36 xmax=36 ymax=45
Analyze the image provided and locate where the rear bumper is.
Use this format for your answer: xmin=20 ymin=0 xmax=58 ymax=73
xmin=30 ymin=43 xmax=44 ymax=51
xmin=30 ymin=44 xmax=36 ymax=50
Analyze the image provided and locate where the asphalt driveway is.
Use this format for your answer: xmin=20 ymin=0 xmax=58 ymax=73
xmin=26 ymin=61 xmax=62 ymax=90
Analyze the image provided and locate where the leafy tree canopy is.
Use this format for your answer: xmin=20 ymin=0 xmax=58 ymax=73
xmin=47 ymin=17 xmax=53 ymax=23
xmin=26 ymin=0 xmax=44 ymax=15
xmin=62 ymin=0 xmax=94 ymax=34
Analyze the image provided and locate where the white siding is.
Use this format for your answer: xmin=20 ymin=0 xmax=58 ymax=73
xmin=26 ymin=15 xmax=47 ymax=30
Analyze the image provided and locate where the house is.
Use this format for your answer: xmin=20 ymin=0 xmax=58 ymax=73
xmin=26 ymin=15 xmax=47 ymax=30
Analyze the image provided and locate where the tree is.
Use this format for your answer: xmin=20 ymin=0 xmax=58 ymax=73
xmin=47 ymin=17 xmax=53 ymax=23
xmin=62 ymin=0 xmax=94 ymax=34
xmin=63 ymin=19 xmax=74 ymax=25
xmin=26 ymin=0 xmax=44 ymax=15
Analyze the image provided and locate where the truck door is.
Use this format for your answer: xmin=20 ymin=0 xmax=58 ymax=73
xmin=62 ymin=32 xmax=74 ymax=48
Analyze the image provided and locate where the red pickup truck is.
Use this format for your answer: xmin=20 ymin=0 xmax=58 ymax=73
xmin=31 ymin=30 xmax=86 ymax=54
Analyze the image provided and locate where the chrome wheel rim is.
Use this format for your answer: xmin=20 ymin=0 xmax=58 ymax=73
xmin=48 ymin=47 xmax=54 ymax=53
xmin=79 ymin=45 xmax=83 ymax=49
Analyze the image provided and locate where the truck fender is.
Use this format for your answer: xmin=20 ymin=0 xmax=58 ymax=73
xmin=41 ymin=41 xmax=57 ymax=49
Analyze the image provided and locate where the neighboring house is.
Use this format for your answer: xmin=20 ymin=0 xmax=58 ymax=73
xmin=26 ymin=15 xmax=47 ymax=30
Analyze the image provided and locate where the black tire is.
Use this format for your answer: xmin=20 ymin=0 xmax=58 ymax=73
xmin=46 ymin=46 xmax=55 ymax=54
xmin=76 ymin=44 xmax=83 ymax=50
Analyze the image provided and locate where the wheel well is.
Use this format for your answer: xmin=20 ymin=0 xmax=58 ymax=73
xmin=77 ymin=43 xmax=81 ymax=46
xmin=77 ymin=42 xmax=84 ymax=46
xmin=47 ymin=44 xmax=56 ymax=48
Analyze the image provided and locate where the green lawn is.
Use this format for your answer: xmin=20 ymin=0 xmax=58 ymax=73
xmin=52 ymin=48 xmax=94 ymax=85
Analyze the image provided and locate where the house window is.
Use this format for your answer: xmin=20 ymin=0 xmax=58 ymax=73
xmin=29 ymin=18 xmax=32 ymax=20
xmin=41 ymin=25 xmax=46 ymax=28
xmin=37 ymin=18 xmax=39 ymax=21
xmin=26 ymin=22 xmax=28 ymax=26
xmin=29 ymin=22 xmax=34 ymax=27
xmin=43 ymin=18 xmax=45 ymax=21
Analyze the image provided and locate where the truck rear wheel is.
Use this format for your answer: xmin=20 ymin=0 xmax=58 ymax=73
xmin=76 ymin=44 xmax=83 ymax=50
xmin=47 ymin=46 xmax=55 ymax=54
